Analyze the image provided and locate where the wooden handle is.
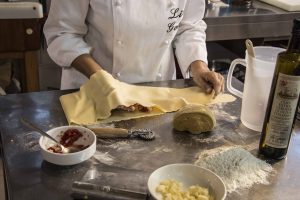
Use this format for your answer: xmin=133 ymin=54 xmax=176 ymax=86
xmin=89 ymin=127 xmax=129 ymax=138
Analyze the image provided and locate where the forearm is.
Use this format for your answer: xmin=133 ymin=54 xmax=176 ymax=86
xmin=71 ymin=54 xmax=102 ymax=78
xmin=190 ymin=60 xmax=209 ymax=76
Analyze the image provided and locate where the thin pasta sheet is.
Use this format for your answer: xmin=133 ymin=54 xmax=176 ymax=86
xmin=59 ymin=70 xmax=235 ymax=125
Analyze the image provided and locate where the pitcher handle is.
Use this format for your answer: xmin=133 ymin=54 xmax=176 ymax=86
xmin=226 ymin=58 xmax=246 ymax=98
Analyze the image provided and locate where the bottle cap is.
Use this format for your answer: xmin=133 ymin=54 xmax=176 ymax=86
xmin=292 ymin=19 xmax=300 ymax=34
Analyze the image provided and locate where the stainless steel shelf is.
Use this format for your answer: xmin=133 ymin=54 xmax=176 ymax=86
xmin=204 ymin=1 xmax=300 ymax=41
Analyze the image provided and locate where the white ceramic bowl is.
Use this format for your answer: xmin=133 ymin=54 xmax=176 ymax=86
xmin=148 ymin=163 xmax=226 ymax=200
xmin=39 ymin=126 xmax=96 ymax=165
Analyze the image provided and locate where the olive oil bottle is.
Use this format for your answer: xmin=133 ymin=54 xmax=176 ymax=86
xmin=259 ymin=19 xmax=300 ymax=159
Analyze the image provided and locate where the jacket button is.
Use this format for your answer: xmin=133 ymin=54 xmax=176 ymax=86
xmin=117 ymin=40 xmax=123 ymax=45
xmin=164 ymin=40 xmax=170 ymax=45
xmin=158 ymin=73 xmax=162 ymax=78
xmin=169 ymin=0 xmax=175 ymax=7
xmin=115 ymin=0 xmax=122 ymax=6
xmin=116 ymin=72 xmax=121 ymax=77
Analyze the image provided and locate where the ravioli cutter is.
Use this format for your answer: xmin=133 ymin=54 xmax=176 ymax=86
xmin=89 ymin=127 xmax=155 ymax=140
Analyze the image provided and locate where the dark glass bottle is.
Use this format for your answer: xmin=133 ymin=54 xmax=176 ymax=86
xmin=259 ymin=19 xmax=300 ymax=159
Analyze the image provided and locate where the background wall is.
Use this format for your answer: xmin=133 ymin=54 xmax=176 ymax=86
xmin=0 ymin=0 xmax=62 ymax=92
xmin=37 ymin=0 xmax=62 ymax=90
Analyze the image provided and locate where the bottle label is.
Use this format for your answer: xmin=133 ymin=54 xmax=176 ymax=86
xmin=265 ymin=73 xmax=300 ymax=148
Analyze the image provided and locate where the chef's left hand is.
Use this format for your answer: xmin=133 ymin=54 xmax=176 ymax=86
xmin=190 ymin=60 xmax=224 ymax=97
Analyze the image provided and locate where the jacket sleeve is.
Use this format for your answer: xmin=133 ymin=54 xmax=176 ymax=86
xmin=43 ymin=0 xmax=91 ymax=67
xmin=173 ymin=0 xmax=208 ymax=78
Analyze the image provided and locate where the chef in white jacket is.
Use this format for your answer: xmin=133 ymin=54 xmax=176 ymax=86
xmin=44 ymin=0 xmax=224 ymax=95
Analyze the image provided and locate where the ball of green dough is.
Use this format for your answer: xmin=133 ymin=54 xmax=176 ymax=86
xmin=173 ymin=104 xmax=216 ymax=134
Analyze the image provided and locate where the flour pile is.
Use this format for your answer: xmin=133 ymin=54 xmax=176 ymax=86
xmin=195 ymin=146 xmax=273 ymax=193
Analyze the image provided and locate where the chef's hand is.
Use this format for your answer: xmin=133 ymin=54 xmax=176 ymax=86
xmin=190 ymin=60 xmax=224 ymax=97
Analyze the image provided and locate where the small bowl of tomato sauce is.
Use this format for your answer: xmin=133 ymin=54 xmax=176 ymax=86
xmin=39 ymin=126 xmax=96 ymax=165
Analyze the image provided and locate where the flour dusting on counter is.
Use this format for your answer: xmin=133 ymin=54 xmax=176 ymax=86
xmin=195 ymin=146 xmax=273 ymax=193
xmin=194 ymin=134 xmax=224 ymax=143
xmin=14 ymin=132 xmax=40 ymax=152
xmin=93 ymin=151 xmax=115 ymax=165
xmin=106 ymin=141 xmax=132 ymax=150
xmin=150 ymin=146 xmax=173 ymax=153
xmin=210 ymin=104 xmax=238 ymax=122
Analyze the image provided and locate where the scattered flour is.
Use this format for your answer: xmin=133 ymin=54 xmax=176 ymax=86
xmin=195 ymin=146 xmax=273 ymax=193
xmin=210 ymin=104 xmax=238 ymax=122
xmin=14 ymin=132 xmax=40 ymax=152
xmin=150 ymin=146 xmax=173 ymax=153
xmin=93 ymin=151 xmax=115 ymax=165
xmin=194 ymin=134 xmax=224 ymax=143
xmin=106 ymin=141 xmax=132 ymax=150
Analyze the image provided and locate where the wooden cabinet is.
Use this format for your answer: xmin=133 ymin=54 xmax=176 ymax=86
xmin=0 ymin=2 xmax=43 ymax=92
xmin=0 ymin=18 xmax=41 ymax=52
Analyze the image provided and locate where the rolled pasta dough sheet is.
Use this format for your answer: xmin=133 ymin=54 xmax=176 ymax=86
xmin=60 ymin=70 xmax=235 ymax=125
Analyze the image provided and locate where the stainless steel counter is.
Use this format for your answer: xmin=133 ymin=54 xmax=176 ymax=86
xmin=205 ymin=0 xmax=300 ymax=41
xmin=1 ymin=78 xmax=300 ymax=200
xmin=1 ymin=1 xmax=300 ymax=199
xmin=0 ymin=154 xmax=5 ymax=200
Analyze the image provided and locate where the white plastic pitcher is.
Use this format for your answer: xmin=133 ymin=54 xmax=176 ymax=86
xmin=227 ymin=46 xmax=285 ymax=132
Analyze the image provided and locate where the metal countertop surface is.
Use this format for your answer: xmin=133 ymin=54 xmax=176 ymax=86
xmin=0 ymin=78 xmax=300 ymax=200
xmin=204 ymin=0 xmax=300 ymax=41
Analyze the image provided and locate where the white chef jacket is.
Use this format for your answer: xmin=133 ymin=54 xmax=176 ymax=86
xmin=44 ymin=0 xmax=207 ymax=90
